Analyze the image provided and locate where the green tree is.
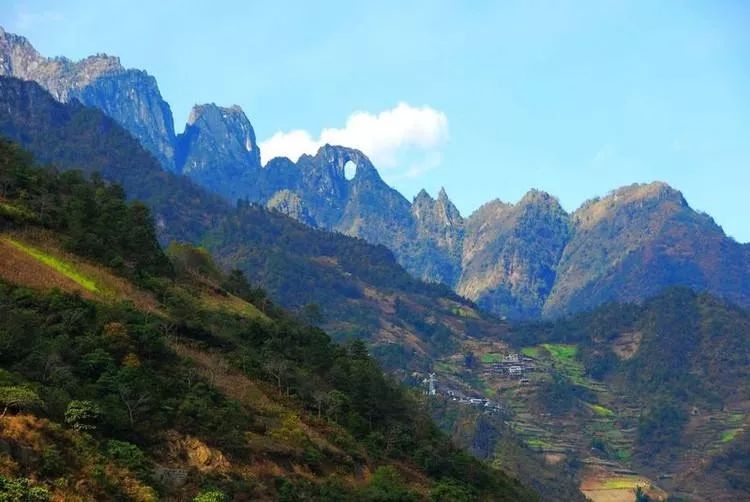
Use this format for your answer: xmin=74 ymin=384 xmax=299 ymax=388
xmin=0 ymin=476 xmax=50 ymax=502
xmin=301 ymin=303 xmax=323 ymax=324
xmin=106 ymin=440 xmax=150 ymax=478
xmin=64 ymin=400 xmax=102 ymax=431
xmin=361 ymin=466 xmax=419 ymax=502
xmin=0 ymin=386 xmax=42 ymax=417
xmin=429 ymin=480 xmax=476 ymax=501
xmin=193 ymin=489 xmax=228 ymax=502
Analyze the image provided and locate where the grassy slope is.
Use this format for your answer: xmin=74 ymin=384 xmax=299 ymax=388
xmin=0 ymin=231 xmax=162 ymax=313
xmin=0 ymin=252 xmax=534 ymax=500
xmin=5 ymin=236 xmax=100 ymax=292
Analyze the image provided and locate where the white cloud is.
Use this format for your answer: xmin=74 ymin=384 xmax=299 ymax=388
xmin=259 ymin=103 xmax=449 ymax=176
xmin=260 ymin=129 xmax=320 ymax=166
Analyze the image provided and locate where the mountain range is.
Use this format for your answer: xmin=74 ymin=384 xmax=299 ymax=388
xmin=0 ymin=135 xmax=540 ymax=500
xmin=0 ymin=75 xmax=484 ymax=372
xmin=1 ymin=26 xmax=749 ymax=500
xmin=2 ymin=26 xmax=748 ymax=321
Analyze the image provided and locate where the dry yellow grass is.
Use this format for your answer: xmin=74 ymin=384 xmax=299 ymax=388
xmin=0 ymin=414 xmax=157 ymax=501
xmin=169 ymin=342 xmax=281 ymax=414
xmin=0 ymin=231 xmax=162 ymax=314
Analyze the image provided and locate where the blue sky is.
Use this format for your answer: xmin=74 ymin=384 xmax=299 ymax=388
xmin=2 ymin=0 xmax=749 ymax=241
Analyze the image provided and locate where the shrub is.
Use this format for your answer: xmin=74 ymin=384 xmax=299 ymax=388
xmin=105 ymin=440 xmax=150 ymax=478
xmin=360 ymin=466 xmax=420 ymax=502
xmin=193 ymin=490 xmax=228 ymax=502
xmin=0 ymin=386 xmax=42 ymax=416
xmin=64 ymin=400 xmax=102 ymax=431
xmin=0 ymin=476 xmax=50 ymax=501
xmin=429 ymin=479 xmax=476 ymax=501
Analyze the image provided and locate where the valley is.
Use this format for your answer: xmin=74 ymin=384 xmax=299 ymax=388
xmin=0 ymin=139 xmax=537 ymax=499
xmin=0 ymin=21 xmax=748 ymax=502
xmin=420 ymin=290 xmax=750 ymax=501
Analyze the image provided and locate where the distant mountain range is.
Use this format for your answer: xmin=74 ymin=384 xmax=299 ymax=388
xmin=2 ymin=26 xmax=748 ymax=321
xmin=2 ymin=27 xmax=749 ymax=500
xmin=0 ymin=74 xmax=512 ymax=374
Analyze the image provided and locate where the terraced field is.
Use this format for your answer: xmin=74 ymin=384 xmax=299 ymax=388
xmin=580 ymin=468 xmax=666 ymax=502
xmin=660 ymin=404 xmax=750 ymax=499
xmin=433 ymin=341 xmax=669 ymax=499
xmin=431 ymin=336 xmax=750 ymax=500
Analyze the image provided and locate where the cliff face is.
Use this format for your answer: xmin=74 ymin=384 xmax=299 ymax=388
xmin=175 ymin=103 xmax=261 ymax=200
xmin=411 ymin=188 xmax=464 ymax=285
xmin=0 ymin=27 xmax=176 ymax=170
xmin=71 ymin=71 xmax=176 ymax=169
xmin=459 ymin=191 xmax=571 ymax=318
xmin=260 ymin=145 xmax=419 ymax=258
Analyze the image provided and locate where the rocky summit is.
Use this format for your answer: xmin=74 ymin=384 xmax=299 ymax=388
xmin=459 ymin=190 xmax=571 ymax=318
xmin=175 ymin=103 xmax=262 ymax=200
xmin=543 ymin=182 xmax=750 ymax=317
xmin=0 ymin=27 xmax=176 ymax=170
xmin=411 ymin=188 xmax=464 ymax=285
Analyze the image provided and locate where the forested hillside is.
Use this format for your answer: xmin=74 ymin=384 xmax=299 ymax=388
xmin=0 ymin=138 xmax=535 ymax=500
xmin=498 ymin=289 xmax=750 ymax=500
xmin=419 ymin=288 xmax=750 ymax=500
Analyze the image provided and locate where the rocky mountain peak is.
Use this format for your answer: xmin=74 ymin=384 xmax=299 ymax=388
xmin=519 ymin=189 xmax=559 ymax=207
xmin=413 ymin=188 xmax=460 ymax=224
xmin=413 ymin=188 xmax=434 ymax=205
xmin=174 ymin=103 xmax=261 ymax=199
xmin=311 ymin=144 xmax=378 ymax=181
xmin=468 ymin=198 xmax=512 ymax=223
xmin=620 ymin=181 xmax=685 ymax=204
xmin=0 ymin=27 xmax=176 ymax=170
xmin=573 ymin=181 xmax=687 ymax=230
xmin=0 ymin=28 xmax=40 ymax=74
xmin=71 ymin=53 xmax=124 ymax=77
xmin=435 ymin=188 xmax=462 ymax=225
xmin=187 ymin=103 xmax=250 ymax=125
xmin=0 ymin=28 xmax=125 ymax=99
xmin=183 ymin=103 xmax=259 ymax=160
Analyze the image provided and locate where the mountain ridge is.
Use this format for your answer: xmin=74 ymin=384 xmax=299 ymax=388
xmin=2 ymin=27 xmax=749 ymax=323
xmin=0 ymin=27 xmax=177 ymax=170
xmin=0 ymin=136 xmax=538 ymax=500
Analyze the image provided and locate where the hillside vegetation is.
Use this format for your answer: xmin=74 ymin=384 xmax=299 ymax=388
xmin=0 ymin=76 xmax=510 ymax=376
xmin=501 ymin=289 xmax=750 ymax=500
xmin=422 ymin=288 xmax=750 ymax=500
xmin=0 ymin=139 xmax=535 ymax=500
